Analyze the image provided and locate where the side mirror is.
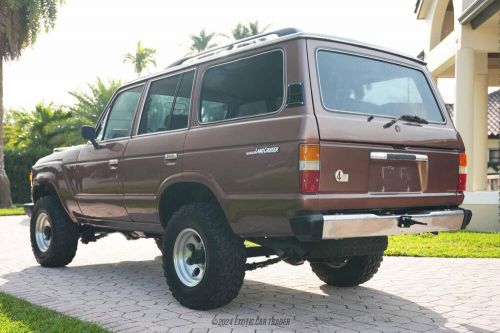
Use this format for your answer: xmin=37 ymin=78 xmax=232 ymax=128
xmin=81 ymin=126 xmax=100 ymax=149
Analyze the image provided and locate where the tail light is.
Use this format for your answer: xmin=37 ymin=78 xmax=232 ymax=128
xmin=299 ymin=144 xmax=320 ymax=193
xmin=457 ymin=153 xmax=467 ymax=192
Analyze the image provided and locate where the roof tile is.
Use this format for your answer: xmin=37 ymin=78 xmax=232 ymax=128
xmin=445 ymin=89 xmax=499 ymax=138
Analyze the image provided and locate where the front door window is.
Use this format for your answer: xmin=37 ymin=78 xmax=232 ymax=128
xmin=102 ymin=85 xmax=144 ymax=140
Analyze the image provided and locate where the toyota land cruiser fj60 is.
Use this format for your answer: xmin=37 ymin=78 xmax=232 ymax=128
xmin=25 ymin=28 xmax=472 ymax=310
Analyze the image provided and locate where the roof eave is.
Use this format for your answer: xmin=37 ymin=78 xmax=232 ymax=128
xmin=458 ymin=0 xmax=498 ymax=28
xmin=415 ymin=0 xmax=432 ymax=19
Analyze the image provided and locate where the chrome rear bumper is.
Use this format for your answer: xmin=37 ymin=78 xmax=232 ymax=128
xmin=322 ymin=210 xmax=464 ymax=239
xmin=291 ymin=209 xmax=471 ymax=241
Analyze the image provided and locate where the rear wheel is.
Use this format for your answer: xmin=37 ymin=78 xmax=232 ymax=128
xmin=310 ymin=253 xmax=383 ymax=287
xmin=162 ymin=203 xmax=246 ymax=310
xmin=30 ymin=196 xmax=79 ymax=267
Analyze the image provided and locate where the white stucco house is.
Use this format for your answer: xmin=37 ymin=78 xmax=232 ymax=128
xmin=414 ymin=0 xmax=499 ymax=231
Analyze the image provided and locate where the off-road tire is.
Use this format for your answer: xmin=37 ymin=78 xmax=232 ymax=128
xmin=30 ymin=196 xmax=79 ymax=267
xmin=310 ymin=253 xmax=383 ymax=287
xmin=307 ymin=236 xmax=388 ymax=259
xmin=154 ymin=237 xmax=163 ymax=251
xmin=162 ymin=203 xmax=246 ymax=310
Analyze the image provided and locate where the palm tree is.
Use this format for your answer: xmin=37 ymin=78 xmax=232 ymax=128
xmin=4 ymin=104 xmax=72 ymax=150
xmin=248 ymin=21 xmax=270 ymax=36
xmin=68 ymin=77 xmax=121 ymax=125
xmin=230 ymin=21 xmax=271 ymax=40
xmin=65 ymin=77 xmax=121 ymax=144
xmin=123 ymin=41 xmax=157 ymax=76
xmin=189 ymin=29 xmax=218 ymax=53
xmin=231 ymin=23 xmax=251 ymax=40
xmin=0 ymin=0 xmax=64 ymax=207
xmin=4 ymin=78 xmax=120 ymax=151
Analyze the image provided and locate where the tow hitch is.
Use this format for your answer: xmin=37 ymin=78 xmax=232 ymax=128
xmin=398 ymin=215 xmax=428 ymax=228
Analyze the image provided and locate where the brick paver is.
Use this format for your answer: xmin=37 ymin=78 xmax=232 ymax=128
xmin=1 ymin=215 xmax=499 ymax=332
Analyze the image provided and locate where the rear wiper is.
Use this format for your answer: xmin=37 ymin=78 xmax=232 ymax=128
xmin=383 ymin=114 xmax=429 ymax=128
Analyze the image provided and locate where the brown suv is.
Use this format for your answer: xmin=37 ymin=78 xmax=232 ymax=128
xmin=25 ymin=28 xmax=472 ymax=310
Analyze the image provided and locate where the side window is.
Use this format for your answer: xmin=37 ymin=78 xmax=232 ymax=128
xmin=138 ymin=70 xmax=194 ymax=134
xmin=95 ymin=111 xmax=107 ymax=140
xmin=200 ymin=50 xmax=284 ymax=124
xmin=139 ymin=75 xmax=180 ymax=134
xmin=102 ymin=85 xmax=144 ymax=140
xmin=170 ymin=71 xmax=194 ymax=130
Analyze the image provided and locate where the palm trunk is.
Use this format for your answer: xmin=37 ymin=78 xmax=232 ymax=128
xmin=0 ymin=51 xmax=13 ymax=208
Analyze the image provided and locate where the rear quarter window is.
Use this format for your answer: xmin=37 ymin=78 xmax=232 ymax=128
xmin=199 ymin=50 xmax=284 ymax=123
xmin=316 ymin=50 xmax=444 ymax=122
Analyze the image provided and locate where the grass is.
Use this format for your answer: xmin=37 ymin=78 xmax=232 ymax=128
xmin=247 ymin=231 xmax=500 ymax=258
xmin=386 ymin=231 xmax=500 ymax=258
xmin=0 ymin=292 xmax=109 ymax=333
xmin=0 ymin=206 xmax=25 ymax=216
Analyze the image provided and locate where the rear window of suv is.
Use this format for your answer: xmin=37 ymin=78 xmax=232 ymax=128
xmin=316 ymin=50 xmax=444 ymax=122
xmin=199 ymin=50 xmax=284 ymax=123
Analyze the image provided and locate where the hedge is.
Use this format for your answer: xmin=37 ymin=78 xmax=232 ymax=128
xmin=4 ymin=147 xmax=51 ymax=203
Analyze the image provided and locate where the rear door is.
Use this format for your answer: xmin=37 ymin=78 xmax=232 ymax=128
xmin=121 ymin=70 xmax=195 ymax=223
xmin=307 ymin=39 xmax=463 ymax=210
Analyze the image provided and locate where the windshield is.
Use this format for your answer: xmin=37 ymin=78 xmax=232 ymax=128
xmin=316 ymin=50 xmax=444 ymax=122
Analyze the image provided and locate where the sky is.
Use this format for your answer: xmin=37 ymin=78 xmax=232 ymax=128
xmin=4 ymin=0 xmax=444 ymax=110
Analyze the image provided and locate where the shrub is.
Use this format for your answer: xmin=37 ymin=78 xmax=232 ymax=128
xmin=4 ymin=147 xmax=51 ymax=203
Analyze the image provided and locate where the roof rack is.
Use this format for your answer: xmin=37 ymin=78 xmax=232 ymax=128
xmin=168 ymin=28 xmax=301 ymax=68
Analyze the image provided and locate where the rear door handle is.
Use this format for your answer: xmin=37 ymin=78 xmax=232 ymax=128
xmin=108 ymin=159 xmax=118 ymax=169
xmin=370 ymin=152 xmax=428 ymax=162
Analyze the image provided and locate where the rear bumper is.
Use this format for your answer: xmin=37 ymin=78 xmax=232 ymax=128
xmin=291 ymin=208 xmax=472 ymax=241
xmin=24 ymin=203 xmax=34 ymax=217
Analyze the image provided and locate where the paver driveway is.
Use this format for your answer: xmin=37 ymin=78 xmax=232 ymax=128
xmin=0 ymin=215 xmax=499 ymax=333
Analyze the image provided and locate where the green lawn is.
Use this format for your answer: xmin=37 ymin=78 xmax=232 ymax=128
xmin=0 ymin=292 xmax=108 ymax=333
xmin=247 ymin=231 xmax=500 ymax=258
xmin=386 ymin=231 xmax=500 ymax=258
xmin=0 ymin=207 xmax=25 ymax=216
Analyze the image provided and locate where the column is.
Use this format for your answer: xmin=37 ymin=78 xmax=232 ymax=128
xmin=472 ymin=53 xmax=488 ymax=191
xmin=454 ymin=48 xmax=475 ymax=191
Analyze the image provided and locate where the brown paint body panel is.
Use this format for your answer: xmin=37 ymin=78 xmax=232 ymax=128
xmin=121 ymin=130 xmax=187 ymax=223
xmin=74 ymin=140 xmax=130 ymax=221
xmin=30 ymin=35 xmax=465 ymax=238
xmin=306 ymin=39 xmax=464 ymax=223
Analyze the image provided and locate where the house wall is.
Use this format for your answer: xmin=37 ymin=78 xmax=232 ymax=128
xmin=462 ymin=191 xmax=499 ymax=232
xmin=421 ymin=0 xmax=499 ymax=232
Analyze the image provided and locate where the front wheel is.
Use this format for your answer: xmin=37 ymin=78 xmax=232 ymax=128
xmin=30 ymin=196 xmax=79 ymax=267
xmin=162 ymin=203 xmax=246 ymax=310
xmin=310 ymin=253 xmax=383 ymax=287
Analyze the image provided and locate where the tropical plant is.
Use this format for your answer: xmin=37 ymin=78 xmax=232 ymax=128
xmin=0 ymin=0 xmax=64 ymax=207
xmin=123 ymin=41 xmax=157 ymax=76
xmin=247 ymin=21 xmax=270 ymax=36
xmin=4 ymin=103 xmax=72 ymax=150
xmin=189 ymin=29 xmax=218 ymax=53
xmin=230 ymin=21 xmax=270 ymax=40
xmin=231 ymin=23 xmax=251 ymax=40
xmin=4 ymin=77 xmax=120 ymax=151
xmin=68 ymin=77 xmax=121 ymax=130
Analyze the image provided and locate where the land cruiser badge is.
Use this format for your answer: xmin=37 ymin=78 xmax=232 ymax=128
xmin=246 ymin=147 xmax=280 ymax=156
xmin=335 ymin=169 xmax=349 ymax=182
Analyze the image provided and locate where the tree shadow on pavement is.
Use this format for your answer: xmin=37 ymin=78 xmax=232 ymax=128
xmin=0 ymin=258 xmax=485 ymax=332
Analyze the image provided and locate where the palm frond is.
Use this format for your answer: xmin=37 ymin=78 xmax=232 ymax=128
xmin=122 ymin=40 xmax=157 ymax=76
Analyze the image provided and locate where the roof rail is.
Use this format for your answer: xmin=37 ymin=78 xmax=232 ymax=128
xmin=168 ymin=28 xmax=301 ymax=68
